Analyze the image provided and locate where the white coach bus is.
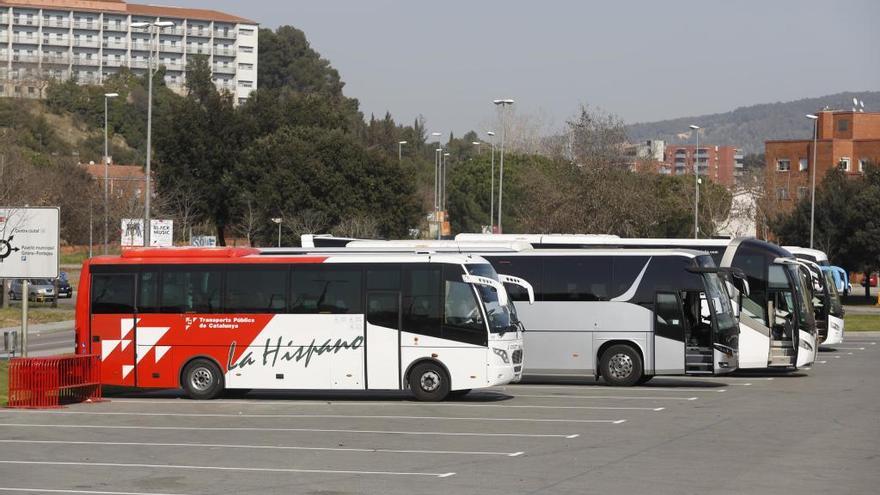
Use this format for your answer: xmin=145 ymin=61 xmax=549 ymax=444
xmin=457 ymin=234 xmax=818 ymax=370
xmin=302 ymin=238 xmax=739 ymax=386
xmin=784 ymin=246 xmax=844 ymax=345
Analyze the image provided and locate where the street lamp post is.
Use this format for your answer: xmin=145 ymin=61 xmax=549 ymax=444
xmin=807 ymin=114 xmax=819 ymax=248
xmin=398 ymin=140 xmax=407 ymax=162
xmin=493 ymin=99 xmax=514 ymax=233
xmin=431 ymin=132 xmax=442 ymax=212
xmin=103 ymin=92 xmax=118 ymax=255
xmin=442 ymin=152 xmax=450 ymax=211
xmin=131 ymin=20 xmax=174 ymax=247
xmin=271 ymin=218 xmax=282 ymax=247
xmin=487 ymin=131 xmax=496 ymax=232
xmin=689 ymin=124 xmax=701 ymax=239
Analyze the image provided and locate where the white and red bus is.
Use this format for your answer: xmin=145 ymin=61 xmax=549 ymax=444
xmin=75 ymin=247 xmax=522 ymax=401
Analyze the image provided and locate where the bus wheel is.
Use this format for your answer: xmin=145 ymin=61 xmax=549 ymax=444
xmin=182 ymin=359 xmax=224 ymax=400
xmin=600 ymin=344 xmax=643 ymax=387
xmin=409 ymin=362 xmax=450 ymax=401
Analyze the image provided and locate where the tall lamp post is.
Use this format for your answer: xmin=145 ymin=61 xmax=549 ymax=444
xmin=103 ymin=92 xmax=118 ymax=255
xmin=271 ymin=217 xmax=282 ymax=247
xmin=398 ymin=140 xmax=407 ymax=161
xmin=689 ymin=124 xmax=701 ymax=239
xmin=806 ymin=114 xmax=819 ymax=248
xmin=442 ymin=152 xmax=450 ymax=211
xmin=131 ymin=20 xmax=174 ymax=247
xmin=493 ymin=99 xmax=514 ymax=233
xmin=431 ymin=132 xmax=442 ymax=212
xmin=487 ymin=131 xmax=496 ymax=232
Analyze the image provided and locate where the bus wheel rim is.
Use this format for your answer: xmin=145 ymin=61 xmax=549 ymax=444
xmin=420 ymin=370 xmax=441 ymax=392
xmin=609 ymin=353 xmax=634 ymax=379
xmin=191 ymin=367 xmax=214 ymax=391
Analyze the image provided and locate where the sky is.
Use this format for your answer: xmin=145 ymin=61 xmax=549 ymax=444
xmin=172 ymin=0 xmax=879 ymax=136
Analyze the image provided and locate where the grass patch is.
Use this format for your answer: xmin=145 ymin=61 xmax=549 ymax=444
xmin=0 ymin=360 xmax=7 ymax=406
xmin=844 ymin=314 xmax=880 ymax=332
xmin=0 ymin=306 xmax=75 ymax=328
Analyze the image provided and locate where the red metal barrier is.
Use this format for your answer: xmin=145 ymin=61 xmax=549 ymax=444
xmin=6 ymin=354 xmax=103 ymax=409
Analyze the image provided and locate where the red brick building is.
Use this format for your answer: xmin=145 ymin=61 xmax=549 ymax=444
xmin=631 ymin=141 xmax=743 ymax=189
xmin=764 ymin=110 xmax=880 ymax=208
xmin=81 ymin=162 xmax=147 ymax=200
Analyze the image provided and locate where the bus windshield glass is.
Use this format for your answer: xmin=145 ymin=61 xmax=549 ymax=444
xmin=466 ymin=263 xmax=514 ymax=334
xmin=790 ymin=264 xmax=817 ymax=334
xmin=823 ymin=270 xmax=843 ymax=317
xmin=702 ymin=272 xmax=738 ymax=334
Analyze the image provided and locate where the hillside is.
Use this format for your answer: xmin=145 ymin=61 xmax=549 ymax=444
xmin=626 ymin=91 xmax=880 ymax=154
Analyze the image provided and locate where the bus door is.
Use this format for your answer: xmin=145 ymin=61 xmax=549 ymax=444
xmin=653 ymin=292 xmax=686 ymax=374
xmin=681 ymin=291 xmax=715 ymax=374
xmin=90 ymin=272 xmax=137 ymax=386
xmin=365 ymin=290 xmax=402 ymax=389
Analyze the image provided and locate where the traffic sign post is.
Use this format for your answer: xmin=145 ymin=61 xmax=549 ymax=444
xmin=0 ymin=207 xmax=61 ymax=357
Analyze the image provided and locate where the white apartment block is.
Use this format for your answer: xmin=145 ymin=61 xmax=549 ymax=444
xmin=0 ymin=0 xmax=258 ymax=103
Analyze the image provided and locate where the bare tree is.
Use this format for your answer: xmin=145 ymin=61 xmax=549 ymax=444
xmin=231 ymin=195 xmax=260 ymax=246
xmin=283 ymin=209 xmax=329 ymax=241
xmin=332 ymin=215 xmax=380 ymax=239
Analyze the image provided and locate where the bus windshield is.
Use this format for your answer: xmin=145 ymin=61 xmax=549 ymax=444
xmin=790 ymin=264 xmax=817 ymax=335
xmin=466 ymin=263 xmax=514 ymax=334
xmin=702 ymin=272 xmax=738 ymax=334
xmin=823 ymin=270 xmax=843 ymax=317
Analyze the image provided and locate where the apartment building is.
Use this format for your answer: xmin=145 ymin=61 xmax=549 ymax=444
xmin=764 ymin=110 xmax=880 ymax=208
xmin=0 ymin=0 xmax=257 ymax=103
xmin=631 ymin=140 xmax=744 ymax=188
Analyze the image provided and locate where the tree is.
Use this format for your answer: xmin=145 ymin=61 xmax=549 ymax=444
xmin=258 ymin=26 xmax=346 ymax=96
xmin=154 ymin=57 xmax=243 ymax=245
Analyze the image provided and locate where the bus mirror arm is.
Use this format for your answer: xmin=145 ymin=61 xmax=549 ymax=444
xmin=719 ymin=268 xmax=750 ymax=297
xmin=497 ymin=274 xmax=535 ymax=304
xmin=462 ymin=274 xmax=509 ymax=307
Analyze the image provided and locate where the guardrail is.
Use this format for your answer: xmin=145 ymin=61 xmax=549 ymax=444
xmin=6 ymin=354 xmax=102 ymax=408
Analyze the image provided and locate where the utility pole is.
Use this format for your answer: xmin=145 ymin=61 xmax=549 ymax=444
xmin=493 ymin=99 xmax=514 ymax=233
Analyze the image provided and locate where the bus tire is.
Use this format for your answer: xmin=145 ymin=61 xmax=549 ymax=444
xmin=600 ymin=344 xmax=643 ymax=387
xmin=409 ymin=362 xmax=450 ymax=402
xmin=182 ymin=359 xmax=224 ymax=400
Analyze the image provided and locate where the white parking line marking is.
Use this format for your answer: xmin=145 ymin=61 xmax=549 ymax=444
xmin=0 ymin=423 xmax=578 ymax=439
xmin=833 ymin=347 xmax=866 ymax=350
xmin=495 ymin=385 xmax=722 ymax=393
xmin=0 ymin=460 xmax=454 ymax=478
xmin=730 ymin=383 xmax=752 ymax=386
xmin=847 ymin=352 xmax=854 ymax=355
xmin=100 ymin=399 xmax=659 ymax=412
xmin=0 ymin=439 xmax=522 ymax=457
xmin=816 ymin=360 xmax=828 ymax=364
xmin=835 ymin=355 xmax=841 ymax=359
xmin=511 ymin=394 xmax=699 ymax=401
xmin=0 ymin=410 xmax=622 ymax=424
xmin=0 ymin=488 xmax=190 ymax=495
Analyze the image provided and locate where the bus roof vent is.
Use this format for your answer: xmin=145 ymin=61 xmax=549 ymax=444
xmin=120 ymin=247 xmax=260 ymax=259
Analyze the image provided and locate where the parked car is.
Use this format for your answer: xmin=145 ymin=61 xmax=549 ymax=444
xmin=56 ymin=272 xmax=73 ymax=299
xmin=8 ymin=279 xmax=56 ymax=302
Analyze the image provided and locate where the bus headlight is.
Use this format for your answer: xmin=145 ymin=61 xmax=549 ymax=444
xmin=492 ymin=348 xmax=510 ymax=364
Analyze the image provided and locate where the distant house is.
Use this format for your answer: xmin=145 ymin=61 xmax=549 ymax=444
xmin=80 ymin=162 xmax=147 ymax=200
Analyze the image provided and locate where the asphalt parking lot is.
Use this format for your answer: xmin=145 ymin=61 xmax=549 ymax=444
xmin=1 ymin=335 xmax=878 ymax=495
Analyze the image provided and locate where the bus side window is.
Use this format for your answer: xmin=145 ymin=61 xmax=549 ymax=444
xmin=402 ymin=266 xmax=442 ymax=338
xmin=487 ymin=256 xmax=542 ymax=302
xmin=138 ymin=270 xmax=160 ymax=313
xmin=290 ymin=267 xmax=363 ymax=314
xmin=225 ymin=266 xmax=288 ymax=314
xmin=654 ymin=292 xmax=684 ymax=342
xmin=161 ymin=268 xmax=222 ymax=313
xmin=542 ymin=256 xmax=612 ymax=301
xmin=92 ymin=274 xmax=135 ymax=314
